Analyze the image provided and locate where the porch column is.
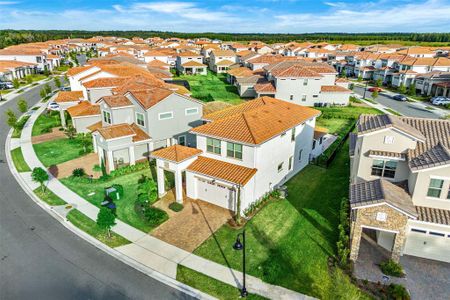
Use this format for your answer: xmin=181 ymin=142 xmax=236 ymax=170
xmin=60 ymin=109 xmax=66 ymax=127
xmin=391 ymin=230 xmax=406 ymax=263
xmin=92 ymin=135 xmax=97 ymax=153
xmin=444 ymin=87 xmax=448 ymax=97
xmin=157 ymin=166 xmax=166 ymax=198
xmin=174 ymin=170 xmax=183 ymax=203
xmin=349 ymin=224 xmax=363 ymax=261
xmin=107 ymin=150 xmax=114 ymax=172
xmin=129 ymin=145 xmax=135 ymax=166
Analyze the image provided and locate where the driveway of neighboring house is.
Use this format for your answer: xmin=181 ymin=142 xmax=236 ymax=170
xmin=31 ymin=128 xmax=66 ymax=144
xmin=48 ymin=152 xmax=102 ymax=179
xmin=152 ymin=190 xmax=233 ymax=252
xmin=354 ymin=236 xmax=450 ymax=299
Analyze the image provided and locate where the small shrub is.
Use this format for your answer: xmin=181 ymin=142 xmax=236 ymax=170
xmin=169 ymin=202 xmax=184 ymax=212
xmin=72 ymin=168 xmax=86 ymax=177
xmin=387 ymin=283 xmax=410 ymax=300
xmin=92 ymin=164 xmax=101 ymax=172
xmin=108 ymin=162 xmax=149 ymax=178
xmin=111 ymin=184 xmax=124 ymax=197
xmin=40 ymin=124 xmax=53 ymax=134
xmin=380 ymin=259 xmax=404 ymax=277
xmin=142 ymin=207 xmax=168 ymax=226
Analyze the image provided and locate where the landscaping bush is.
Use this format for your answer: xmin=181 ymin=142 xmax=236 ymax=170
xmin=169 ymin=202 xmax=184 ymax=212
xmin=387 ymin=283 xmax=410 ymax=300
xmin=142 ymin=207 xmax=169 ymax=226
xmin=72 ymin=168 xmax=86 ymax=177
xmin=380 ymin=259 xmax=404 ymax=277
xmin=336 ymin=198 xmax=350 ymax=268
xmin=137 ymin=178 xmax=158 ymax=205
xmin=109 ymin=162 xmax=149 ymax=178
xmin=40 ymin=124 xmax=53 ymax=134
xmin=111 ymin=184 xmax=124 ymax=198
xmin=349 ymin=96 xmax=362 ymax=103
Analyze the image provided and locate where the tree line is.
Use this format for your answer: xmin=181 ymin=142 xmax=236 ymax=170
xmin=1 ymin=30 xmax=450 ymax=49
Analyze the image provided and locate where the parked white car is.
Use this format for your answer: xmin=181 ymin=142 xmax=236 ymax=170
xmin=431 ymin=97 xmax=450 ymax=106
xmin=47 ymin=102 xmax=60 ymax=111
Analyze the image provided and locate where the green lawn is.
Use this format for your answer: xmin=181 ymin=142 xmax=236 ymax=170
xmin=61 ymin=167 xmax=170 ymax=233
xmin=32 ymin=111 xmax=61 ymax=136
xmin=316 ymin=118 xmax=354 ymax=136
xmin=175 ymin=71 xmax=243 ymax=105
xmin=177 ymin=266 xmax=267 ymax=300
xmin=67 ymin=209 xmax=131 ymax=248
xmin=33 ymin=137 xmax=92 ymax=167
xmin=10 ymin=147 xmax=30 ymax=172
xmin=34 ymin=187 xmax=66 ymax=205
xmin=193 ymin=143 xmax=368 ymax=299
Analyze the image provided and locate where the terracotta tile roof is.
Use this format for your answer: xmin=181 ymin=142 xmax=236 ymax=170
xmin=212 ymin=50 xmax=236 ymax=57
xmin=320 ymin=85 xmax=352 ymax=93
xmin=266 ymin=61 xmax=336 ymax=78
xmin=193 ymin=97 xmax=320 ymax=145
xmin=215 ymin=59 xmax=235 ymax=66
xmin=254 ymin=79 xmax=276 ymax=93
xmin=335 ymin=78 xmax=349 ymax=83
xmin=67 ymin=101 xmax=101 ymax=117
xmin=203 ymin=101 xmax=233 ymax=116
xmin=181 ymin=61 xmax=206 ymax=67
xmin=151 ymin=145 xmax=202 ymax=162
xmin=358 ymin=114 xmax=426 ymax=141
xmin=83 ymin=77 xmax=128 ymax=89
xmin=0 ymin=60 xmax=37 ymax=70
xmin=96 ymin=123 xmax=150 ymax=141
xmin=177 ymin=51 xmax=201 ymax=57
xmin=368 ymin=150 xmax=407 ymax=160
xmin=147 ymin=59 xmax=170 ymax=67
xmin=112 ymin=75 xmax=165 ymax=95
xmin=87 ymin=121 xmax=102 ymax=132
xmin=100 ymin=95 xmax=132 ymax=108
xmin=187 ymin=156 xmax=257 ymax=185
xmin=128 ymin=87 xmax=173 ymax=110
xmin=67 ymin=66 xmax=94 ymax=76
xmin=55 ymin=91 xmax=84 ymax=103
xmin=314 ymin=126 xmax=329 ymax=139
xmin=227 ymin=67 xmax=254 ymax=78
xmin=350 ymin=179 xmax=417 ymax=217
xmin=415 ymin=206 xmax=450 ymax=226
xmin=0 ymin=46 xmax=44 ymax=56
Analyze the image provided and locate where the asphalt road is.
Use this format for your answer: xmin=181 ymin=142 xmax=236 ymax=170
xmin=353 ymin=86 xmax=442 ymax=119
xmin=0 ymin=82 xmax=193 ymax=300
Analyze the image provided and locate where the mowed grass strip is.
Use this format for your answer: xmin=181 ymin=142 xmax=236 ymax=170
xmin=10 ymin=147 xmax=31 ymax=172
xmin=33 ymin=188 xmax=67 ymax=206
xmin=33 ymin=138 xmax=91 ymax=167
xmin=67 ymin=209 xmax=131 ymax=248
xmin=176 ymin=265 xmax=267 ymax=300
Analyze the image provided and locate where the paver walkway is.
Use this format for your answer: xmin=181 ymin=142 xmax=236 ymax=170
xmin=15 ymin=104 xmax=314 ymax=300
xmin=152 ymin=195 xmax=232 ymax=252
xmin=32 ymin=127 xmax=66 ymax=144
xmin=49 ymin=152 xmax=102 ymax=179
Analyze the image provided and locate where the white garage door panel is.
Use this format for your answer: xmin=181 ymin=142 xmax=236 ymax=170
xmin=404 ymin=232 xmax=450 ymax=263
xmin=197 ymin=179 xmax=234 ymax=210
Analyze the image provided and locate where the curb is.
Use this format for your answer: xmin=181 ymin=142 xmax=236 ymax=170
xmin=4 ymin=125 xmax=216 ymax=300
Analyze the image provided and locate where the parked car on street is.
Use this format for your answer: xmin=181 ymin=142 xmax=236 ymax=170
xmin=393 ymin=94 xmax=407 ymax=101
xmin=47 ymin=102 xmax=60 ymax=111
xmin=59 ymin=86 xmax=70 ymax=91
xmin=432 ymin=97 xmax=450 ymax=106
xmin=0 ymin=81 xmax=14 ymax=90
xmin=368 ymin=87 xmax=382 ymax=92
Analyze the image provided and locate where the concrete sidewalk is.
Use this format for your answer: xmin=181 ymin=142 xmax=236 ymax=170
xmin=16 ymin=104 xmax=314 ymax=300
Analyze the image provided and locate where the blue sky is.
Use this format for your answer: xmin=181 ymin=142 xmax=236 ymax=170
xmin=1 ymin=0 xmax=450 ymax=33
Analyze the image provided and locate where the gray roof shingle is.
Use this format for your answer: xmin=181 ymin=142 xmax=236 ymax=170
xmin=416 ymin=206 xmax=450 ymax=226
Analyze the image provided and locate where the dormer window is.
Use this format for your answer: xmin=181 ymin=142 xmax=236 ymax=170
xmin=136 ymin=112 xmax=145 ymax=126
xmin=371 ymin=159 xmax=397 ymax=178
xmin=103 ymin=111 xmax=111 ymax=124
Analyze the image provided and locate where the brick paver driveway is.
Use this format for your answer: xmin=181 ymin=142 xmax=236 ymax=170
xmin=31 ymin=128 xmax=66 ymax=144
xmin=152 ymin=193 xmax=233 ymax=252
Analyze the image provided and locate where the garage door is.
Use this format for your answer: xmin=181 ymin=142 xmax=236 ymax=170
xmin=403 ymin=229 xmax=450 ymax=263
xmin=197 ymin=178 xmax=234 ymax=210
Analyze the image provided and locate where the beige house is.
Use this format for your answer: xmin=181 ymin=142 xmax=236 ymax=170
xmin=349 ymin=114 xmax=450 ymax=263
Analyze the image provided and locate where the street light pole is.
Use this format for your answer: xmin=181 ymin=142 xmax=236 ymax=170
xmin=363 ymin=81 xmax=368 ymax=99
xmin=233 ymin=230 xmax=248 ymax=297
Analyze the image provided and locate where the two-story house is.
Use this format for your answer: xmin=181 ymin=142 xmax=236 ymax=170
xmin=151 ymin=96 xmax=320 ymax=213
xmin=91 ymin=87 xmax=204 ymax=172
xmin=208 ymin=50 xmax=237 ymax=73
xmin=349 ymin=114 xmax=450 ymax=263
xmin=175 ymin=51 xmax=207 ymax=75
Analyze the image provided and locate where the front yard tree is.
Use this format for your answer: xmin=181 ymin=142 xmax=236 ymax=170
xmin=100 ymin=158 xmax=107 ymax=177
xmin=40 ymin=88 xmax=47 ymax=99
xmin=44 ymin=83 xmax=52 ymax=95
xmin=357 ymin=75 xmax=362 ymax=82
xmin=408 ymin=82 xmax=416 ymax=96
xmin=12 ymin=78 xmax=20 ymax=89
xmin=398 ymin=83 xmax=407 ymax=94
xmin=4 ymin=109 xmax=17 ymax=128
xmin=371 ymin=90 xmax=379 ymax=101
xmin=17 ymin=98 xmax=28 ymax=113
xmin=96 ymin=207 xmax=116 ymax=238
xmin=25 ymin=75 xmax=33 ymax=85
xmin=77 ymin=133 xmax=92 ymax=153
xmin=54 ymin=77 xmax=62 ymax=89
xmin=64 ymin=124 xmax=76 ymax=139
xmin=31 ymin=167 xmax=49 ymax=192
xmin=376 ymin=78 xmax=382 ymax=87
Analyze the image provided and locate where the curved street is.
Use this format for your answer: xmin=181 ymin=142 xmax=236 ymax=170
xmin=0 ymin=82 xmax=194 ymax=300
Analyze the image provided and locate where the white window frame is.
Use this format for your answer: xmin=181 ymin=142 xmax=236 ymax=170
xmin=158 ymin=111 xmax=173 ymax=120
xmin=185 ymin=107 xmax=199 ymax=116
xmin=136 ymin=112 xmax=145 ymax=127
xmin=103 ymin=111 xmax=111 ymax=124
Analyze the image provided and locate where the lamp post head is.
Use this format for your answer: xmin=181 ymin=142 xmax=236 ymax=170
xmin=233 ymin=235 xmax=243 ymax=251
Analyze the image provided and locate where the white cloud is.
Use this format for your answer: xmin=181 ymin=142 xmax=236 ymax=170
xmin=0 ymin=1 xmax=18 ymax=4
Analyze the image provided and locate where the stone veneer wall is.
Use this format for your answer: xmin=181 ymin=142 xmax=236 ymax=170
xmin=350 ymin=204 xmax=409 ymax=262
